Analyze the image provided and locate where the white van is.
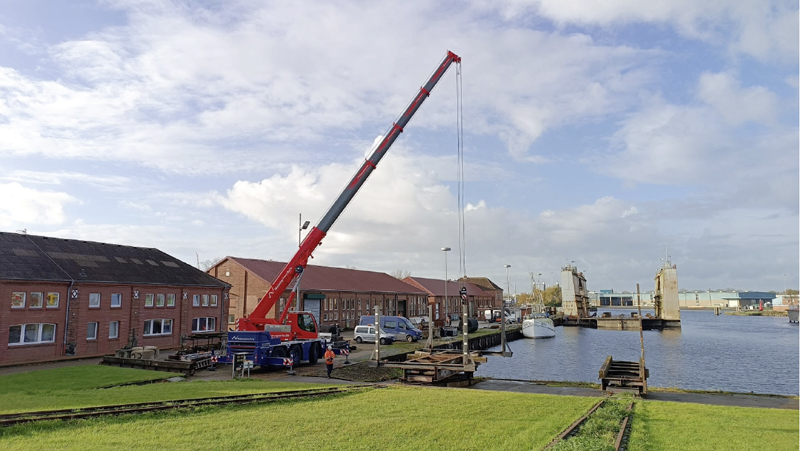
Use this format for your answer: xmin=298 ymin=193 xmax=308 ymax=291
xmin=353 ymin=325 xmax=396 ymax=345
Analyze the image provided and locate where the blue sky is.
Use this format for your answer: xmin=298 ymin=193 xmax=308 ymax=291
xmin=0 ymin=0 xmax=797 ymax=294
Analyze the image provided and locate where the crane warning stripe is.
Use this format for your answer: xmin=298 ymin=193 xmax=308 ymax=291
xmin=284 ymin=358 xmax=294 ymax=366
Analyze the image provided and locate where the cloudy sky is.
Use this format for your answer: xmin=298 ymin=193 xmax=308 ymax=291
xmin=1 ymin=0 xmax=797 ymax=294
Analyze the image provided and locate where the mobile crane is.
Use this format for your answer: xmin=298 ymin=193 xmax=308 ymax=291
xmin=220 ymin=51 xmax=462 ymax=369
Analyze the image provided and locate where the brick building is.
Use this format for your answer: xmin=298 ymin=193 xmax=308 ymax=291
xmin=0 ymin=232 xmax=228 ymax=366
xmin=403 ymin=276 xmax=496 ymax=324
xmin=207 ymin=257 xmax=428 ymax=329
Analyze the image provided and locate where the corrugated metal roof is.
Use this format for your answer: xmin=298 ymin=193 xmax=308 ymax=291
xmin=229 ymin=257 xmax=427 ymax=295
xmin=0 ymin=232 xmax=228 ymax=288
xmin=403 ymin=276 xmax=491 ymax=297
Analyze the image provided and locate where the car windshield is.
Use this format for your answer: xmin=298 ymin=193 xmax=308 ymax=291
xmin=379 ymin=328 xmax=390 ymax=335
xmin=401 ymin=318 xmax=415 ymax=329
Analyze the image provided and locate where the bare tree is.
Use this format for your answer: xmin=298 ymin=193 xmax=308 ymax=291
xmin=199 ymin=257 xmax=224 ymax=271
xmin=390 ymin=270 xmax=411 ymax=279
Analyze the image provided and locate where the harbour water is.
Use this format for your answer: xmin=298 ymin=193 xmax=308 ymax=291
xmin=476 ymin=309 xmax=800 ymax=396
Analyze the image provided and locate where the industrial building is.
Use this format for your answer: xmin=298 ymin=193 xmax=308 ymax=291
xmin=0 ymin=232 xmax=229 ymax=366
xmin=207 ymin=257 xmax=430 ymax=329
xmin=402 ymin=276 xmax=498 ymax=323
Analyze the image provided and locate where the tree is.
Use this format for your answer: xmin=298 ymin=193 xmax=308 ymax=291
xmin=390 ymin=270 xmax=411 ymax=279
xmin=543 ymin=286 xmax=562 ymax=307
xmin=199 ymin=257 xmax=224 ymax=271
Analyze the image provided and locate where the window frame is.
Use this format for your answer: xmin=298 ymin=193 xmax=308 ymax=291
xmin=8 ymin=323 xmax=57 ymax=345
xmin=166 ymin=294 xmax=176 ymax=307
xmin=201 ymin=294 xmax=209 ymax=307
xmin=109 ymin=321 xmax=119 ymax=339
xmin=87 ymin=322 xmax=98 ymax=340
xmin=11 ymin=292 xmax=26 ymax=309
xmin=88 ymin=293 xmax=101 ymax=308
xmin=210 ymin=294 xmax=218 ymax=307
xmin=156 ymin=294 xmax=165 ymax=307
xmin=143 ymin=318 xmax=173 ymax=336
xmin=193 ymin=294 xmax=200 ymax=307
xmin=29 ymin=292 xmax=44 ymax=309
xmin=144 ymin=294 xmax=154 ymax=308
xmin=192 ymin=317 xmax=217 ymax=333
xmin=46 ymin=292 xmax=60 ymax=308
xmin=111 ymin=293 xmax=122 ymax=308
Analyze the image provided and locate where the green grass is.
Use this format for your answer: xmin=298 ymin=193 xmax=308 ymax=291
xmin=0 ymin=385 xmax=596 ymax=450
xmin=628 ymin=400 xmax=799 ymax=450
xmin=0 ymin=366 xmax=334 ymax=413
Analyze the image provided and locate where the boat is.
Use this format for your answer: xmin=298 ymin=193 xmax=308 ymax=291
xmin=522 ymin=314 xmax=556 ymax=339
xmin=522 ymin=285 xmax=555 ymax=339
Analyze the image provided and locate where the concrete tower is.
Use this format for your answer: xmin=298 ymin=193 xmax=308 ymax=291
xmin=560 ymin=263 xmax=589 ymax=318
xmin=654 ymin=257 xmax=681 ymax=328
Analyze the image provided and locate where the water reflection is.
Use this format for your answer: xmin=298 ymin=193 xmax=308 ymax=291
xmin=476 ymin=309 xmax=799 ymax=396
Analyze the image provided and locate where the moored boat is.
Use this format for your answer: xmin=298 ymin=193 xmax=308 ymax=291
xmin=522 ymin=314 xmax=555 ymax=339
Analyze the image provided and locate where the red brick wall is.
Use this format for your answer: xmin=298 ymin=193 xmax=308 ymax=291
xmin=1 ymin=281 xmax=67 ymax=365
xmin=1 ymin=279 xmax=227 ymax=366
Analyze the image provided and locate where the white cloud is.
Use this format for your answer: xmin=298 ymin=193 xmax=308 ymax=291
xmin=0 ymin=182 xmax=77 ymax=226
xmin=697 ymin=71 xmax=778 ymax=126
xmin=496 ymin=0 xmax=799 ymax=62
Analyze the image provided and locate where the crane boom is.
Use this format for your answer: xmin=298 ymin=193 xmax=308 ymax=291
xmin=239 ymin=50 xmax=461 ymax=330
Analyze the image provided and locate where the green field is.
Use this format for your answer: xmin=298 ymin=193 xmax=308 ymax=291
xmin=0 ymin=366 xmax=797 ymax=450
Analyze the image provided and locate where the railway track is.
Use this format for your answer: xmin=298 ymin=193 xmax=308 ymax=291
xmin=544 ymin=397 xmax=635 ymax=451
xmin=0 ymin=385 xmax=374 ymax=427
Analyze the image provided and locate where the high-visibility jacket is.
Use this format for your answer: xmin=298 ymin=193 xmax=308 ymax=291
xmin=324 ymin=349 xmax=335 ymax=364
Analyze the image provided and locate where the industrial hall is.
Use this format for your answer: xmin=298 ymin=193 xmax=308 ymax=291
xmin=0 ymin=232 xmax=229 ymax=366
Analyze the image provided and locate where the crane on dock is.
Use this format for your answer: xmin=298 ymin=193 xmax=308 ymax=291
xmin=220 ymin=51 xmax=462 ymax=370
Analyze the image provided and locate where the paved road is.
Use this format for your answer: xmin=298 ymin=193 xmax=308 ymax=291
xmin=471 ymin=379 xmax=799 ymax=410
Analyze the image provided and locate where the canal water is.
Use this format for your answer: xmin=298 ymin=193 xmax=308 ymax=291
xmin=476 ymin=309 xmax=799 ymax=396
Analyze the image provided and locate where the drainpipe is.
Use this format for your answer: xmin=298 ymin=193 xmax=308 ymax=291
xmin=63 ymin=280 xmax=74 ymax=356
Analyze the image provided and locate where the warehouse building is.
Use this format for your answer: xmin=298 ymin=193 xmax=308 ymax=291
xmin=207 ymin=257 xmax=429 ymax=329
xmin=0 ymin=232 xmax=229 ymax=366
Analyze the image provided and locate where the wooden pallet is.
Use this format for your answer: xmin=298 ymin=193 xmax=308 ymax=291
xmin=383 ymin=350 xmax=487 ymax=383
xmin=598 ymin=355 xmax=648 ymax=394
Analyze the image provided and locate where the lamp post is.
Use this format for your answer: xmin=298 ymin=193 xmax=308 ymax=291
xmin=504 ymin=264 xmax=511 ymax=305
xmin=442 ymin=247 xmax=451 ymax=326
xmin=296 ymin=214 xmax=310 ymax=314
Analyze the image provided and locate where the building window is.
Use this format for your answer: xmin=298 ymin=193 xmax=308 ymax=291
xmin=166 ymin=294 xmax=176 ymax=307
xmin=143 ymin=319 xmax=173 ymax=336
xmin=29 ymin=292 xmax=43 ymax=309
xmin=89 ymin=293 xmax=101 ymax=308
xmin=109 ymin=321 xmax=119 ymax=339
xmin=111 ymin=293 xmax=122 ymax=308
xmin=227 ymin=315 xmax=235 ymax=324
xmin=11 ymin=292 xmax=25 ymax=308
xmin=192 ymin=317 xmax=216 ymax=332
xmin=210 ymin=295 xmax=218 ymax=307
xmin=87 ymin=322 xmax=98 ymax=340
xmin=9 ymin=323 xmax=56 ymax=345
xmin=156 ymin=294 xmax=165 ymax=307
xmin=202 ymin=295 xmax=209 ymax=307
xmin=145 ymin=294 xmax=154 ymax=308
xmin=193 ymin=294 xmax=200 ymax=307
xmin=46 ymin=292 xmax=60 ymax=308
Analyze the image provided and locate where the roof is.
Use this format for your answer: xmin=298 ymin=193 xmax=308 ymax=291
xmin=0 ymin=232 xmax=228 ymax=288
xmin=459 ymin=276 xmax=503 ymax=291
xmin=403 ymin=276 xmax=492 ymax=297
xmin=226 ymin=257 xmax=426 ymax=295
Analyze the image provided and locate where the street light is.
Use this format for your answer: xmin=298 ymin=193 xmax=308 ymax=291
xmin=442 ymin=247 xmax=451 ymax=325
xmin=504 ymin=264 xmax=511 ymax=304
xmin=296 ymin=214 xmax=310 ymax=313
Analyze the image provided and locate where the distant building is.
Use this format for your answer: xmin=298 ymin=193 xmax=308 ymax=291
xmin=403 ymin=277 xmax=495 ymax=324
xmin=561 ymin=264 xmax=589 ymax=317
xmin=206 ymin=257 xmax=427 ymax=329
xmin=1 ymin=232 xmax=228 ymax=366
xmin=458 ymin=277 xmax=504 ymax=308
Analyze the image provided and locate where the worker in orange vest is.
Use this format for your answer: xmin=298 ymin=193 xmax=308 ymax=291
xmin=324 ymin=345 xmax=336 ymax=378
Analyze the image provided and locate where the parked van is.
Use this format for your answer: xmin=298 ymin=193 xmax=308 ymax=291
xmin=353 ymin=325 xmax=395 ymax=345
xmin=359 ymin=316 xmax=423 ymax=342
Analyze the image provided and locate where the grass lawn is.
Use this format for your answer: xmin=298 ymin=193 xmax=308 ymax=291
xmin=628 ymin=400 xmax=799 ymax=451
xmin=0 ymin=366 xmax=334 ymax=413
xmin=0 ymin=384 xmax=596 ymax=450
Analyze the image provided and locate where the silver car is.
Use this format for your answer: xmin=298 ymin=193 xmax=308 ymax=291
xmin=353 ymin=325 xmax=395 ymax=345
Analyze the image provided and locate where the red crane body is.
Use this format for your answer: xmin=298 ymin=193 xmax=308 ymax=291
xmin=237 ymin=51 xmax=461 ymax=335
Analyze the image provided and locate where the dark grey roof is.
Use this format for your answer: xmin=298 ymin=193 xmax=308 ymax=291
xmin=0 ymin=232 xmax=228 ymax=288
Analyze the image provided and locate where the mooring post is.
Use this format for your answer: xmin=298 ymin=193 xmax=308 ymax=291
xmin=373 ymin=304 xmax=381 ymax=364
xmin=637 ymin=283 xmax=647 ymax=394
